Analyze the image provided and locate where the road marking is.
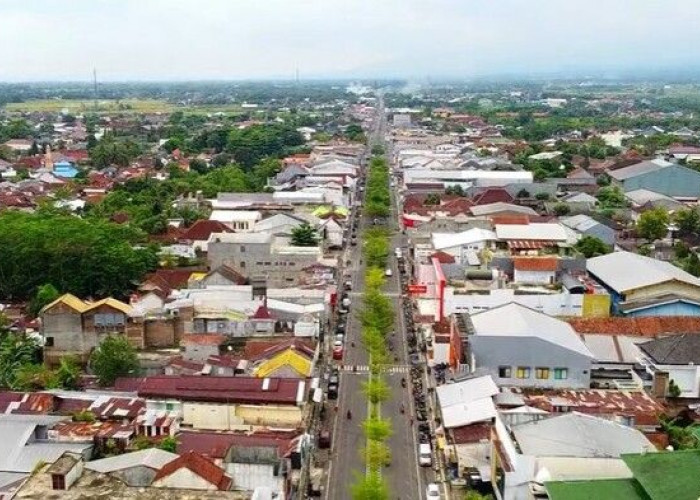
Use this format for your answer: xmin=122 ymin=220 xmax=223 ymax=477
xmin=340 ymin=365 xmax=411 ymax=374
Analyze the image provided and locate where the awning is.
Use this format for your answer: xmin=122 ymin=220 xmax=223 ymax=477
xmin=507 ymin=240 xmax=556 ymax=250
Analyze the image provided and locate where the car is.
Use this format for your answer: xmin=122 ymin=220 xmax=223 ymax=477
xmin=385 ymin=269 xmax=393 ymax=277
xmin=418 ymin=443 xmax=432 ymax=466
xmin=336 ymin=323 xmax=346 ymax=333
xmin=333 ymin=347 xmax=344 ymax=360
xmin=327 ymin=384 xmax=338 ymax=400
xmin=426 ymin=483 xmax=440 ymax=499
xmin=338 ymin=306 xmax=349 ymax=315
xmin=329 ymin=374 xmax=339 ymax=386
xmin=333 ymin=340 xmax=343 ymax=348
xmin=335 ymin=334 xmax=345 ymax=343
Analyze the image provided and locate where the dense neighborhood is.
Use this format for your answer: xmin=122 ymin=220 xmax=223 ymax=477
xmin=3 ymin=76 xmax=700 ymax=500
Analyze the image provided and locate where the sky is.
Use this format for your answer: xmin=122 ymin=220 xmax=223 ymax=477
xmin=0 ymin=0 xmax=698 ymax=81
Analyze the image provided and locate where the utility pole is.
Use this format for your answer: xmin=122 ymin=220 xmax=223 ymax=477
xmin=93 ymin=68 xmax=98 ymax=111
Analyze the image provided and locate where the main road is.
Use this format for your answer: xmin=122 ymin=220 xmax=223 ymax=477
xmin=324 ymin=94 xmax=430 ymax=500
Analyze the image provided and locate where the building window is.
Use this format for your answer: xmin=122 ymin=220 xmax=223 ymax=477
xmin=240 ymin=261 xmax=246 ymax=269
xmin=516 ymin=367 xmax=530 ymax=379
xmin=535 ymin=367 xmax=550 ymax=379
xmin=94 ymin=313 xmax=125 ymax=327
xmin=45 ymin=337 xmax=54 ymax=347
xmin=498 ymin=366 xmax=511 ymax=378
xmin=554 ymin=368 xmax=568 ymax=380
xmin=240 ymin=245 xmax=246 ymax=252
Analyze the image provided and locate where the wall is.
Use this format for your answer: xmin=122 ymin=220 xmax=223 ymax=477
xmin=226 ymin=462 xmax=282 ymax=494
xmin=660 ymin=365 xmax=700 ymax=398
xmin=444 ymin=288 xmax=583 ymax=319
xmin=625 ymin=280 xmax=700 ymax=305
xmin=470 ymin=336 xmax=591 ymax=389
xmin=42 ymin=305 xmax=83 ymax=354
xmin=181 ymin=402 xmax=303 ymax=430
xmin=581 ymin=294 xmax=611 ymax=318
xmin=152 ymin=467 xmax=219 ymax=491
xmin=512 ymin=269 xmax=555 ymax=285
xmin=144 ymin=318 xmax=177 ymax=347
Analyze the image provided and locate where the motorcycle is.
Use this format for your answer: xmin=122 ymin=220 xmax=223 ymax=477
xmin=401 ymin=377 xmax=407 ymax=388
xmin=347 ymin=410 xmax=352 ymax=420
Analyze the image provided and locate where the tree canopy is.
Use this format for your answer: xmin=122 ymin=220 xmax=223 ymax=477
xmin=91 ymin=336 xmax=140 ymax=386
xmin=290 ymin=223 xmax=319 ymax=247
xmin=0 ymin=211 xmax=158 ymax=301
xmin=575 ymin=235 xmax=612 ymax=258
xmin=636 ymin=207 xmax=670 ymax=242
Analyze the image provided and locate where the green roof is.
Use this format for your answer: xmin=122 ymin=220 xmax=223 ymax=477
xmin=623 ymin=450 xmax=700 ymax=500
xmin=546 ymin=479 xmax=650 ymax=500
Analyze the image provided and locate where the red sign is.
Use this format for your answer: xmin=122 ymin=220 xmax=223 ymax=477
xmin=407 ymin=284 xmax=428 ymax=294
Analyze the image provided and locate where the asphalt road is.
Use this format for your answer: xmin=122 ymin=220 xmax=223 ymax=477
xmin=324 ymin=95 xmax=432 ymax=500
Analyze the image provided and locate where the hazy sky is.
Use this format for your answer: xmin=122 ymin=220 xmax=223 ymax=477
xmin=0 ymin=0 xmax=698 ymax=81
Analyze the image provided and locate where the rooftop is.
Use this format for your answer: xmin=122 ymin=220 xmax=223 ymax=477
xmin=587 ymin=251 xmax=700 ymax=293
xmin=622 ymin=449 xmax=700 ymax=500
xmin=639 ymin=334 xmax=700 ymax=365
xmin=153 ymin=451 xmax=231 ymax=490
xmin=608 ymin=159 xmax=673 ymax=181
xmin=546 ymin=478 xmax=650 ymax=500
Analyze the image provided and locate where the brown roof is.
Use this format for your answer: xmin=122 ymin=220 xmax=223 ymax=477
xmin=568 ymin=317 xmax=700 ymax=337
xmin=177 ymin=430 xmax=298 ymax=459
xmin=206 ymin=265 xmax=247 ymax=285
xmin=180 ymin=220 xmax=233 ymax=241
xmin=430 ymin=251 xmax=456 ymax=264
xmin=489 ymin=215 xmax=531 ymax=225
xmin=244 ymin=338 xmax=312 ymax=358
xmin=513 ymin=257 xmax=558 ymax=272
xmin=451 ymin=423 xmax=492 ymax=444
xmin=472 ymin=188 xmax=514 ymax=205
xmin=154 ymin=451 xmax=231 ymax=490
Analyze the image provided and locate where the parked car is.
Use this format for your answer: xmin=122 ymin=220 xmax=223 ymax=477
xmin=328 ymin=384 xmax=338 ymax=400
xmin=426 ymin=483 xmax=440 ymax=499
xmin=385 ymin=269 xmax=393 ymax=277
xmin=333 ymin=346 xmax=344 ymax=360
xmin=418 ymin=443 xmax=432 ymax=466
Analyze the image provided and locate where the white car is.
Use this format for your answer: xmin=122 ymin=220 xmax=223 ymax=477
xmin=385 ymin=269 xmax=393 ymax=277
xmin=426 ymin=483 xmax=440 ymax=499
xmin=333 ymin=340 xmax=343 ymax=348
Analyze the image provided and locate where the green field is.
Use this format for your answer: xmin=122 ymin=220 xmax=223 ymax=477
xmin=3 ymin=98 xmax=256 ymax=115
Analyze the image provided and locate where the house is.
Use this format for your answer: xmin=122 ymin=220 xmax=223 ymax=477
xmin=462 ymin=303 xmax=594 ymax=388
xmin=179 ymin=220 xmax=233 ymax=253
xmin=431 ymin=228 xmax=497 ymax=264
xmin=638 ymin=334 xmax=700 ymax=398
xmin=209 ymin=210 xmax=261 ymax=231
xmin=560 ymin=214 xmax=616 ymax=246
xmin=436 ymin=375 xmax=498 ymax=429
xmin=512 ymin=257 xmax=558 ymax=285
xmin=118 ymin=375 xmax=308 ymax=430
xmin=250 ymin=338 xmax=316 ymax=378
xmin=608 ymin=159 xmax=700 ymax=198
xmin=85 ymin=448 xmax=179 ymax=487
xmin=40 ymin=294 xmax=142 ymax=366
xmin=151 ymin=451 xmax=232 ymax=491
xmin=587 ymin=251 xmax=700 ymax=316
xmin=491 ymin=412 xmax=656 ymax=499
xmin=194 ymin=265 xmax=247 ymax=288
xmin=546 ymin=449 xmax=700 ymax=500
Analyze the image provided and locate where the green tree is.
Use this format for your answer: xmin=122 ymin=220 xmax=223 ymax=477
xmin=445 ymin=185 xmax=465 ymax=196
xmin=56 ymin=356 xmax=81 ymax=390
xmin=90 ymin=336 xmax=139 ymax=386
xmin=131 ymin=435 xmax=153 ymax=451
xmin=516 ymin=188 xmax=530 ymax=198
xmin=159 ymin=436 xmax=178 ymax=453
xmin=362 ymin=377 xmax=391 ymax=404
xmin=290 ymin=223 xmax=319 ymax=247
xmin=668 ymin=379 xmax=682 ymax=398
xmin=371 ymin=145 xmax=385 ymax=155
xmin=14 ymin=363 xmax=59 ymax=391
xmin=362 ymin=416 xmax=393 ymax=441
xmin=675 ymin=208 xmax=700 ymax=236
xmin=29 ymin=283 xmax=61 ymax=317
xmin=596 ymin=185 xmax=626 ymax=208
xmin=464 ymin=491 xmax=494 ymax=500
xmin=553 ymin=203 xmax=570 ymax=216
xmin=637 ymin=208 xmax=670 ymax=242
xmin=188 ymin=158 xmax=208 ymax=174
xmin=575 ymin=235 xmax=612 ymax=258
xmin=424 ymin=193 xmax=441 ymax=205
xmin=351 ymin=471 xmax=389 ymax=500
xmin=0 ymin=334 xmax=41 ymax=389
xmin=363 ymin=439 xmax=392 ymax=468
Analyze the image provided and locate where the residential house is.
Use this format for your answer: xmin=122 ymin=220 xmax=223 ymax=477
xmin=151 ymin=451 xmax=232 ymax=491
xmin=459 ymin=303 xmax=595 ymax=388
xmin=560 ymin=214 xmax=616 ymax=246
xmin=85 ymin=448 xmax=179 ymax=487
xmin=179 ymin=220 xmax=233 ymax=253
xmin=40 ymin=294 xmax=142 ymax=366
xmin=587 ymin=251 xmax=700 ymax=316
xmin=512 ymin=257 xmax=558 ymax=285
xmin=638 ymin=334 xmax=700 ymax=398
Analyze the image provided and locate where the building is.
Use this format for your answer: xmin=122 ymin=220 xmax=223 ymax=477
xmin=608 ymin=159 xmax=700 ymax=198
xmin=459 ymin=303 xmax=594 ymax=388
xmin=40 ymin=294 xmax=142 ymax=366
xmin=179 ymin=220 xmax=233 ymax=253
xmin=560 ymin=214 xmax=616 ymax=246
xmin=151 ymin=451 xmax=232 ymax=491
xmin=85 ymin=448 xmax=179 ymax=487
xmin=638 ymin=334 xmax=700 ymax=398
xmin=436 ymin=375 xmax=498 ymax=429
xmin=587 ymin=251 xmax=700 ymax=316
xmin=546 ymin=449 xmax=700 ymax=500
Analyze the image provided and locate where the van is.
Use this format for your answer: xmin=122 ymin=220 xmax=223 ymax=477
xmin=418 ymin=443 xmax=432 ymax=466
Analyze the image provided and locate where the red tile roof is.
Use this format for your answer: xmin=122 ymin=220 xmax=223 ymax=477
xmin=177 ymin=430 xmax=298 ymax=459
xmin=244 ymin=338 xmax=311 ymax=358
xmin=513 ymin=257 xmax=558 ymax=272
xmin=489 ymin=215 xmax=531 ymax=225
xmin=180 ymin=220 xmax=233 ymax=241
xmin=248 ymin=338 xmax=315 ymax=362
xmin=251 ymin=305 xmax=274 ymax=320
xmin=90 ymin=396 xmax=144 ymax=420
xmin=472 ymin=188 xmax=514 ymax=205
xmin=120 ymin=375 xmax=305 ymax=405
xmin=154 ymin=451 xmax=231 ymax=490
xmin=568 ymin=317 xmax=700 ymax=337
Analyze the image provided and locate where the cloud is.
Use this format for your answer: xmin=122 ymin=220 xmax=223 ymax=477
xmin=0 ymin=0 xmax=697 ymax=81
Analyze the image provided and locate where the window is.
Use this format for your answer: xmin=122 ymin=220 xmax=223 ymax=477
xmin=94 ymin=313 xmax=125 ymax=327
xmin=240 ymin=261 xmax=246 ymax=269
xmin=240 ymin=245 xmax=246 ymax=252
xmin=51 ymin=474 xmax=66 ymax=491
xmin=45 ymin=337 xmax=54 ymax=347
xmin=535 ymin=367 xmax=550 ymax=379
xmin=498 ymin=366 xmax=511 ymax=378
xmin=516 ymin=367 xmax=530 ymax=379
xmin=554 ymin=368 xmax=568 ymax=380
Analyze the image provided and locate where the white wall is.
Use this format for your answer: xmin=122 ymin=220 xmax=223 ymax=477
xmin=444 ymin=288 xmax=583 ymax=318
xmin=513 ymin=269 xmax=555 ymax=285
xmin=153 ymin=467 xmax=219 ymax=491
xmin=664 ymin=365 xmax=700 ymax=398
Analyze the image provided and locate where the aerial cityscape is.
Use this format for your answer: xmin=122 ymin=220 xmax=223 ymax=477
xmin=2 ymin=2 xmax=700 ymax=500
